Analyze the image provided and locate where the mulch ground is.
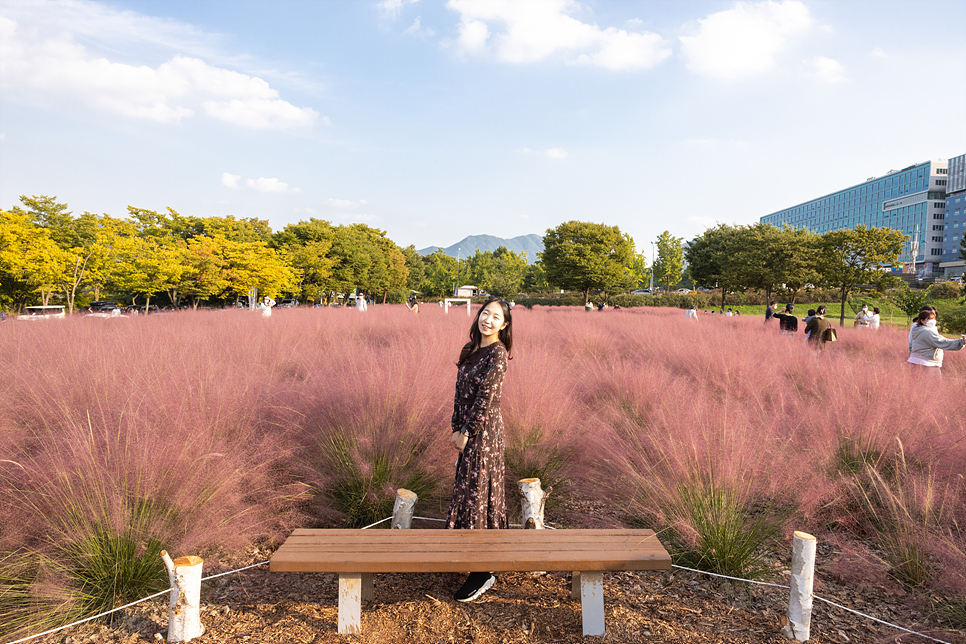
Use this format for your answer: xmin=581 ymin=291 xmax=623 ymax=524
xmin=27 ymin=497 xmax=965 ymax=644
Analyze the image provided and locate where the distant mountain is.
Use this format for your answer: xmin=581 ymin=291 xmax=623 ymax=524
xmin=417 ymin=234 xmax=543 ymax=264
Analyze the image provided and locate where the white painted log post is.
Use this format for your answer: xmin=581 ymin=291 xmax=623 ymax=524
xmin=782 ymin=531 xmax=816 ymax=642
xmin=391 ymin=488 xmax=417 ymax=529
xmin=160 ymin=551 xmax=204 ymax=643
xmin=518 ymin=478 xmax=550 ymax=530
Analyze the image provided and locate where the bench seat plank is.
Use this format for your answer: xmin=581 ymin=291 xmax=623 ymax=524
xmin=270 ymin=529 xmax=670 ymax=574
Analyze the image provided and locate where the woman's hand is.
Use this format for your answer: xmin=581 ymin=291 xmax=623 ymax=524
xmin=451 ymin=431 xmax=468 ymax=453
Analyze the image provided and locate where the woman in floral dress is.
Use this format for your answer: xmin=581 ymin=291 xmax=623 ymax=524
xmin=447 ymin=298 xmax=513 ymax=601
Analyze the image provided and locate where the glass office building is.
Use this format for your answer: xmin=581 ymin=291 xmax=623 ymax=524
xmin=760 ymin=160 xmax=950 ymax=275
xmin=940 ymin=153 xmax=965 ymax=279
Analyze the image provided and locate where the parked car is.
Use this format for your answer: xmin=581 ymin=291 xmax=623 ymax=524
xmin=18 ymin=305 xmax=66 ymax=320
xmin=676 ymin=288 xmax=692 ymax=294
xmin=630 ymin=289 xmax=651 ymax=295
xmin=279 ymin=299 xmax=299 ymax=308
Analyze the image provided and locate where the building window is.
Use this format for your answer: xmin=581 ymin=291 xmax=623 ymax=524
xmin=930 ymin=249 xmax=942 ymax=256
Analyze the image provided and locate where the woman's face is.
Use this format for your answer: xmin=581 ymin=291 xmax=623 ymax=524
xmin=478 ymin=302 xmax=507 ymax=342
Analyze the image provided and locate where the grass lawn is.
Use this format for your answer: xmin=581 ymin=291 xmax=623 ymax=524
xmin=719 ymin=298 xmax=965 ymax=328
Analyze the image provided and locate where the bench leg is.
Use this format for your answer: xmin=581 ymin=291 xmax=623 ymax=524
xmin=579 ymin=571 xmax=605 ymax=637
xmin=571 ymin=571 xmax=580 ymax=600
xmin=361 ymin=573 xmax=373 ymax=601
xmin=338 ymin=573 xmax=362 ymax=634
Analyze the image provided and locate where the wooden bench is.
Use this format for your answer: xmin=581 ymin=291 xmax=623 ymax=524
xmin=270 ymin=528 xmax=671 ymax=636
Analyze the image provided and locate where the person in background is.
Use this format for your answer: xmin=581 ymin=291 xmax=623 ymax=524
xmin=726 ymin=308 xmax=734 ymax=317
xmin=685 ymin=305 xmax=698 ymax=320
xmin=774 ymin=304 xmax=798 ymax=334
xmin=355 ymin=294 xmax=368 ymax=312
xmin=261 ymin=295 xmax=275 ymax=318
xmin=907 ymin=305 xmax=965 ymax=376
xmin=870 ymin=307 xmax=881 ymax=330
xmin=448 ymin=298 xmax=513 ymax=601
xmin=765 ymin=301 xmax=777 ymax=322
xmin=584 ymin=301 xmax=593 ymax=313
xmin=854 ymin=304 xmax=873 ymax=329
xmin=804 ymin=305 xmax=833 ymax=350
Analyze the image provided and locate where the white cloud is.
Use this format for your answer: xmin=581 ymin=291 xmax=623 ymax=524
xmin=222 ymin=172 xmax=241 ymax=188
xmin=679 ymin=0 xmax=814 ymax=79
xmin=0 ymin=9 xmax=318 ymax=128
xmin=247 ymin=177 xmax=296 ymax=193
xmin=378 ymin=0 xmax=419 ymax=20
xmin=403 ymin=17 xmax=436 ymax=38
xmin=808 ymin=56 xmax=847 ymax=83
xmin=327 ymin=198 xmax=368 ymax=208
xmin=545 ymin=148 xmax=568 ymax=159
xmin=871 ymin=47 xmax=887 ymax=58
xmin=516 ymin=147 xmax=533 ymax=154
xmin=445 ymin=0 xmax=670 ymax=71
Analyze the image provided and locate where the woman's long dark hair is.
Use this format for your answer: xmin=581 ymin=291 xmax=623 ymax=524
xmin=457 ymin=298 xmax=513 ymax=366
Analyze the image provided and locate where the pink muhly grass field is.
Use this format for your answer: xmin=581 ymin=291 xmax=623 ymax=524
xmin=0 ymin=303 xmax=964 ymax=633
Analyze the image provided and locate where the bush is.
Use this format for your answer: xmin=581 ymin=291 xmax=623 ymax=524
xmin=662 ymin=482 xmax=790 ymax=580
xmin=929 ymin=281 xmax=964 ymax=300
xmin=939 ymin=309 xmax=966 ymax=334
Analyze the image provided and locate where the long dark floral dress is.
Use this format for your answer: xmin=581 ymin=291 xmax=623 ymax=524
xmin=447 ymin=342 xmax=509 ymax=530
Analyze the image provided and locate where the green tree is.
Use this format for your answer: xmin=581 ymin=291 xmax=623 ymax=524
xmin=522 ymin=261 xmax=550 ymax=293
xmin=421 ymin=250 xmax=457 ymax=297
xmin=889 ymin=283 xmax=929 ymax=322
xmin=626 ymin=249 xmax=651 ymax=290
xmin=737 ymin=224 xmax=821 ymax=303
xmin=685 ymin=224 xmax=746 ymax=311
xmin=401 ymin=245 xmax=425 ymax=294
xmin=272 ymin=218 xmax=336 ymax=302
xmin=464 ymin=250 xmax=495 ymax=293
xmin=819 ymin=225 xmax=906 ymax=326
xmin=490 ymin=247 xmax=528 ymax=300
xmin=652 ymin=230 xmax=685 ymax=293
xmin=541 ymin=221 xmax=635 ymax=303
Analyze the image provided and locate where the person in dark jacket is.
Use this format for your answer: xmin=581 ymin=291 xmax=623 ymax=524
xmin=773 ymin=304 xmax=798 ymax=334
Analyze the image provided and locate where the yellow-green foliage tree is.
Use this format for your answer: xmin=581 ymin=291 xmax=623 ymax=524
xmin=0 ymin=209 xmax=67 ymax=310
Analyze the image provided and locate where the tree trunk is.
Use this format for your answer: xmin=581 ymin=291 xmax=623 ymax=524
xmin=145 ymin=294 xmax=151 ymax=315
xmin=720 ymin=288 xmax=726 ymax=312
xmin=382 ymin=290 xmax=388 ymax=304
xmin=839 ymin=289 xmax=848 ymax=327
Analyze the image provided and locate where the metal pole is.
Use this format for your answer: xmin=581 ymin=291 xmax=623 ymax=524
xmin=649 ymin=242 xmax=655 ymax=293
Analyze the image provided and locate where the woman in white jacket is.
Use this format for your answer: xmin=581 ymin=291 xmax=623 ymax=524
xmin=908 ymin=305 xmax=965 ymax=376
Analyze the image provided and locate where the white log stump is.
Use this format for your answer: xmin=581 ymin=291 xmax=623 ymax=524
xmin=781 ymin=531 xmax=816 ymax=642
xmin=338 ymin=573 xmax=363 ymax=634
xmin=579 ymin=571 xmax=605 ymax=636
xmin=518 ymin=478 xmax=551 ymax=530
xmin=160 ymin=551 xmax=204 ymax=643
xmin=392 ymin=488 xmax=418 ymax=529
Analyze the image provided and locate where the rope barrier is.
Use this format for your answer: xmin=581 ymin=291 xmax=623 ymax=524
xmin=6 ymin=520 xmax=953 ymax=644
xmin=670 ymin=564 xmax=790 ymax=589
xmin=812 ymin=595 xmax=951 ymax=644
xmin=3 ymin=559 xmax=273 ymax=644
xmin=670 ymin=564 xmax=951 ymax=644
xmin=4 ymin=588 xmax=172 ymax=644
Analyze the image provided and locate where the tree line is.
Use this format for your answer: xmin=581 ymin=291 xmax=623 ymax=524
xmin=5 ymin=196 xmax=959 ymax=322
xmin=0 ymin=196 xmax=541 ymax=312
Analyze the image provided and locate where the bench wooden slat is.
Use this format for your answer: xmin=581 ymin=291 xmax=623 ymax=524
xmin=270 ymin=529 xmax=671 ymax=574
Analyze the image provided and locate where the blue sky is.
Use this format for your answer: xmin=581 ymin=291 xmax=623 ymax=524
xmin=1 ymin=0 xmax=964 ymax=254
